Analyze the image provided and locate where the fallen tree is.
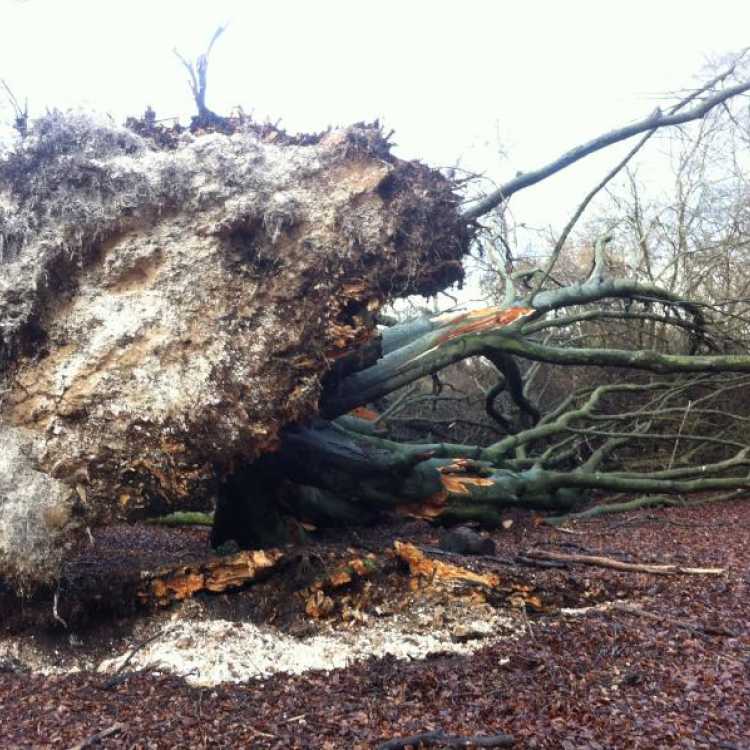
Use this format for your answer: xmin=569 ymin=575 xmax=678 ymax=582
xmin=0 ymin=111 xmax=470 ymax=587
xmin=4 ymin=57 xmax=750 ymax=591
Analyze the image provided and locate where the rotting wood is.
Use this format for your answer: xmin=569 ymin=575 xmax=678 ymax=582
xmin=394 ymin=541 xmax=544 ymax=610
xmin=138 ymin=549 xmax=285 ymax=606
xmin=525 ymin=548 xmax=725 ymax=575
xmin=302 ymin=555 xmax=379 ymax=619
xmin=394 ymin=541 xmax=501 ymax=588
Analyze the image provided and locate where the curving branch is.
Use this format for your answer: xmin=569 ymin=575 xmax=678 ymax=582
xmin=484 ymin=375 xmax=514 ymax=432
xmin=463 ymin=77 xmax=750 ymax=221
xmin=525 ymin=54 xmax=750 ymax=300
xmin=482 ymin=350 xmax=540 ymax=426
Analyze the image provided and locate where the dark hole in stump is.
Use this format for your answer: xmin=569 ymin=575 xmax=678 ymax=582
xmin=210 ymin=456 xmax=290 ymax=550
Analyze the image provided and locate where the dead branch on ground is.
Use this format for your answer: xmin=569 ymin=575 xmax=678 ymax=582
xmin=526 ymin=548 xmax=724 ymax=575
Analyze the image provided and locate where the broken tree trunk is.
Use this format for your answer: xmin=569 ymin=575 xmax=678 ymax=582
xmin=0 ymin=112 xmax=471 ymax=588
xmin=242 ymin=420 xmax=577 ymax=544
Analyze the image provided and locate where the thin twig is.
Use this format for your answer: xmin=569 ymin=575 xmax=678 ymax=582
xmin=67 ymin=722 xmax=126 ymax=750
xmin=100 ymin=629 xmax=166 ymax=689
xmin=464 ymin=69 xmax=750 ymax=220
xmin=525 ymin=53 xmax=750 ymax=298
xmin=52 ymin=590 xmax=68 ymax=629
xmin=526 ymin=548 xmax=724 ymax=575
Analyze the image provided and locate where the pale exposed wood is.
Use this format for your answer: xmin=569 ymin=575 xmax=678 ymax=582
xmin=526 ymin=548 xmax=724 ymax=575
xmin=138 ymin=549 xmax=286 ymax=606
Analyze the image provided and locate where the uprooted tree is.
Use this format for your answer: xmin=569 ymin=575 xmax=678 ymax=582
xmin=4 ymin=55 xmax=750 ymax=592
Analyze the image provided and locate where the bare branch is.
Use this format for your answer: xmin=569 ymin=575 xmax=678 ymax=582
xmin=1 ymin=78 xmax=28 ymax=136
xmin=463 ymin=76 xmax=750 ymax=221
xmin=173 ymin=23 xmax=229 ymax=122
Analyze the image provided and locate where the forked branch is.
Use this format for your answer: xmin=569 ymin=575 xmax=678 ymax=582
xmin=463 ymin=75 xmax=750 ymax=221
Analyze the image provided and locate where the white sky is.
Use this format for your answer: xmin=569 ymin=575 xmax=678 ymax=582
xmin=1 ymin=0 xmax=749 ymax=233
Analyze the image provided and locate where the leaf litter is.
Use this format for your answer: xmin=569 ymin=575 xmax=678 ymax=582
xmin=0 ymin=499 xmax=749 ymax=748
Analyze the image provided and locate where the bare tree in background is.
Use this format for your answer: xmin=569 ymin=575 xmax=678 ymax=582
xmin=173 ymin=24 xmax=229 ymax=129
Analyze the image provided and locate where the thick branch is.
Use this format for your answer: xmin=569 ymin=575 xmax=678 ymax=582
xmin=525 ymin=548 xmax=723 ymax=575
xmin=463 ymin=77 xmax=750 ymax=220
xmin=322 ymin=306 xmax=534 ymax=416
xmin=323 ymin=279 xmax=714 ymax=414
xmin=490 ymin=334 xmax=750 ymax=376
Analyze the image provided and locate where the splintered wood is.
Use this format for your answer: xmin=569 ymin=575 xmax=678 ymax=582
xmin=138 ymin=549 xmax=285 ymax=606
xmin=393 ymin=542 xmax=544 ymax=611
xmin=432 ymin=306 xmax=536 ymax=345
xmin=395 ymin=461 xmax=495 ymax=520
xmin=395 ymin=493 xmax=448 ymax=520
xmin=439 ymin=459 xmax=494 ymax=497
xmin=394 ymin=541 xmax=500 ymax=588
xmin=303 ymin=556 xmax=379 ymax=619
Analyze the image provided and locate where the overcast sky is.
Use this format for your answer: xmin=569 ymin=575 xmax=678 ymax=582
xmin=1 ymin=0 xmax=749 ymax=234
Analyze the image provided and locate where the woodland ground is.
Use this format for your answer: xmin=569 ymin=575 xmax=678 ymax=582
xmin=0 ymin=499 xmax=749 ymax=750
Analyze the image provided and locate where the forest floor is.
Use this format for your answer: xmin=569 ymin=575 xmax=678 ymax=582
xmin=1 ymin=498 xmax=749 ymax=749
